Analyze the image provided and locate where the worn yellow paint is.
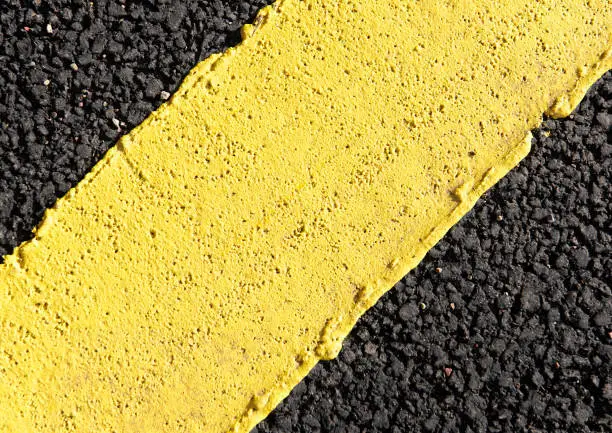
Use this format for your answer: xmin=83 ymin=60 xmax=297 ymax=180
xmin=0 ymin=0 xmax=610 ymax=432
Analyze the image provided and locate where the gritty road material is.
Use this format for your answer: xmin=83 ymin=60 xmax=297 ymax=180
xmin=0 ymin=1 xmax=610 ymax=432
xmin=254 ymin=73 xmax=612 ymax=433
xmin=0 ymin=0 xmax=272 ymax=257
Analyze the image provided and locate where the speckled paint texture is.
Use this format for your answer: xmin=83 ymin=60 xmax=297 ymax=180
xmin=0 ymin=1 xmax=610 ymax=432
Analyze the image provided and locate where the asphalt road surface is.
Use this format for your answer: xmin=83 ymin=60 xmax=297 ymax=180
xmin=0 ymin=1 xmax=610 ymax=432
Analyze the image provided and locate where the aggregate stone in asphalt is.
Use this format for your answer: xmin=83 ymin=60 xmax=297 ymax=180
xmin=0 ymin=1 xmax=610 ymax=432
xmin=254 ymin=72 xmax=612 ymax=433
xmin=0 ymin=0 xmax=272 ymax=256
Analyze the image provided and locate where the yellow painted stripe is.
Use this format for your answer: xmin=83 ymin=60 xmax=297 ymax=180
xmin=1 ymin=1 xmax=610 ymax=432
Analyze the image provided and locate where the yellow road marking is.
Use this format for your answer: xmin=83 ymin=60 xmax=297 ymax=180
xmin=1 ymin=1 xmax=610 ymax=432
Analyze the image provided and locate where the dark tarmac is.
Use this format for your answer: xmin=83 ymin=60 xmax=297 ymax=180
xmin=1 ymin=1 xmax=610 ymax=432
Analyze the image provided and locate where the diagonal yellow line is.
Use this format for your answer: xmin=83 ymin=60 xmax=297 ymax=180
xmin=1 ymin=1 xmax=610 ymax=432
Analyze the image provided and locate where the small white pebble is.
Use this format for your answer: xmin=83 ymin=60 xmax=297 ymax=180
xmin=160 ymin=91 xmax=171 ymax=100
xmin=43 ymin=79 xmax=50 ymax=86
xmin=70 ymin=63 xmax=78 ymax=71
xmin=46 ymin=23 xmax=53 ymax=34
xmin=112 ymin=118 xmax=121 ymax=129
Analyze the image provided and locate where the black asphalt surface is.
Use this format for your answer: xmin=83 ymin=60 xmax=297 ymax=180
xmin=0 ymin=1 xmax=610 ymax=432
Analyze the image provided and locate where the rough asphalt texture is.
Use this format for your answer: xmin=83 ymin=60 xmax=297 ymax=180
xmin=0 ymin=0 xmax=271 ymax=255
xmin=255 ymin=73 xmax=612 ymax=433
xmin=0 ymin=2 xmax=610 ymax=432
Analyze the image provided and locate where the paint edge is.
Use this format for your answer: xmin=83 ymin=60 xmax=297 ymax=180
xmin=0 ymin=0 xmax=284 ymax=269
xmin=546 ymin=43 xmax=612 ymax=118
xmin=228 ymin=63 xmax=612 ymax=433
xmin=0 ymin=1 xmax=609 ymax=432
